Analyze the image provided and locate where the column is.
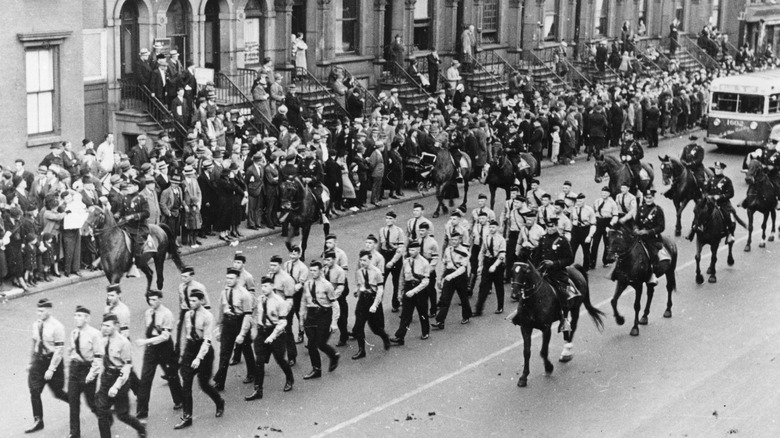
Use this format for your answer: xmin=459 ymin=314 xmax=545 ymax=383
xmin=443 ymin=0 xmax=460 ymax=55
xmin=273 ymin=0 xmax=294 ymax=72
xmin=404 ymin=0 xmax=416 ymax=57
xmin=317 ymin=0 xmax=335 ymax=61
xmin=508 ymin=0 xmax=523 ymax=52
xmin=375 ymin=0 xmax=388 ymax=59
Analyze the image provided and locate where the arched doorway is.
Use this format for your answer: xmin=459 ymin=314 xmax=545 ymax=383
xmin=243 ymin=0 xmax=266 ymax=67
xmin=120 ymin=0 xmax=140 ymax=79
xmin=167 ymin=0 xmax=191 ymax=66
xmin=204 ymin=0 xmax=221 ymax=70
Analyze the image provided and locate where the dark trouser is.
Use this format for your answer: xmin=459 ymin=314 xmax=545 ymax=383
xmin=28 ymin=353 xmax=67 ymax=419
xmin=590 ymin=218 xmax=612 ymax=267
xmin=571 ymin=226 xmax=591 ymax=271
xmin=230 ymin=334 xmax=255 ymax=367
xmin=718 ymin=201 xmax=737 ymax=234
xmin=247 ymin=194 xmax=264 ymax=228
xmin=370 ymin=176 xmax=383 ymax=203
xmin=61 ymin=229 xmax=81 ymax=275
xmin=253 ymin=327 xmax=294 ymax=390
xmin=96 ymin=369 xmax=145 ymax=438
xmin=303 ymin=307 xmax=337 ymax=370
xmin=647 ymin=126 xmax=659 ymax=148
xmin=337 ymin=289 xmax=349 ymax=343
xmin=137 ymin=340 xmax=184 ymax=416
xmin=477 ymin=258 xmax=505 ymax=312
xmin=264 ymin=186 xmax=279 ymax=227
xmin=436 ymin=271 xmax=472 ymax=323
xmin=214 ymin=314 xmax=255 ymax=386
xmin=380 ymin=249 xmax=402 ymax=309
xmin=591 ymin=137 xmax=606 ymax=156
xmin=356 ymin=179 xmax=368 ymax=206
xmin=546 ymin=270 xmax=571 ymax=309
xmin=68 ymin=361 xmax=97 ymax=437
xmin=284 ymin=308 xmax=299 ymax=362
xmin=468 ymin=244 xmax=481 ymax=292
xmin=164 ymin=214 xmax=182 ymax=240
xmin=80 ymin=235 xmax=98 ymax=268
xmin=394 ymin=281 xmax=430 ymax=339
xmin=504 ymin=231 xmax=520 ymax=282
xmin=353 ymin=293 xmax=389 ymax=351
xmin=180 ymin=342 xmax=221 ymax=418
xmin=426 ymin=271 xmax=438 ymax=313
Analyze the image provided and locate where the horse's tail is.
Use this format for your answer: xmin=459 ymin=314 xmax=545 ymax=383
xmin=158 ymin=223 xmax=185 ymax=272
xmin=572 ymin=264 xmax=605 ymax=331
xmin=734 ymin=212 xmax=747 ymax=229
xmin=666 ymin=239 xmax=678 ymax=293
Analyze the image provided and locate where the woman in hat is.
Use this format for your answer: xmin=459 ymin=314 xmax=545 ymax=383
xmin=214 ymin=167 xmax=241 ymax=242
xmin=228 ymin=162 xmax=247 ymax=238
xmin=5 ymin=206 xmax=30 ymax=289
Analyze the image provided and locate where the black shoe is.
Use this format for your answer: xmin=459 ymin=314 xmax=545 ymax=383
xmin=283 ymin=380 xmax=294 ymax=392
xmin=383 ymin=337 xmax=391 ymax=350
xmin=420 ymin=334 xmax=430 ymax=340
xmin=303 ymin=369 xmax=322 ymax=380
xmin=138 ymin=426 xmax=147 ymax=438
xmin=242 ymin=376 xmax=254 ymax=384
xmin=391 ymin=307 xmax=400 ymax=313
xmin=460 ymin=318 xmax=470 ymax=325
xmin=136 ymin=412 xmax=148 ymax=420
xmin=430 ymin=311 xmax=438 ymax=318
xmin=24 ymin=418 xmax=44 ymax=434
xmin=229 ymin=358 xmax=240 ymax=366
xmin=495 ymin=308 xmax=504 ymax=314
xmin=389 ymin=337 xmax=404 ymax=346
xmin=472 ymin=311 xmax=483 ymax=317
xmin=328 ymin=353 xmax=340 ymax=372
xmin=244 ymin=388 xmax=263 ymax=401
xmin=215 ymin=398 xmax=225 ymax=417
xmin=431 ymin=322 xmax=445 ymax=330
xmin=335 ymin=340 xmax=348 ymax=347
xmin=351 ymin=350 xmax=366 ymax=360
xmin=213 ymin=382 xmax=225 ymax=392
xmin=173 ymin=416 xmax=192 ymax=429
xmin=288 ymin=358 xmax=296 ymax=367
xmin=173 ymin=403 xmax=183 ymax=411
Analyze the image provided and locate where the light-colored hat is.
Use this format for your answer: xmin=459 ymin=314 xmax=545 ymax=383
xmin=140 ymin=48 xmax=150 ymax=56
xmin=169 ymin=50 xmax=179 ymax=56
xmin=153 ymin=42 xmax=164 ymax=50
xmin=278 ymin=105 xmax=288 ymax=114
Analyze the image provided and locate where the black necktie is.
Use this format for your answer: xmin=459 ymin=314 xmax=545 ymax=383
xmin=227 ymin=288 xmax=236 ymax=314
xmin=146 ymin=310 xmax=156 ymax=339
xmin=411 ymin=218 xmax=418 ymax=241
xmin=37 ymin=321 xmax=45 ymax=354
xmin=74 ymin=330 xmax=86 ymax=361
xmin=310 ymin=281 xmax=320 ymax=306
xmin=489 ymin=237 xmax=494 ymax=256
xmin=478 ymin=225 xmax=483 ymax=245
xmin=261 ymin=296 xmax=270 ymax=327
xmin=363 ymin=269 xmax=370 ymax=291
xmin=385 ymin=227 xmax=391 ymax=250
xmin=104 ymin=337 xmax=111 ymax=367
xmin=184 ymin=285 xmax=190 ymax=307
xmin=190 ymin=311 xmax=198 ymax=341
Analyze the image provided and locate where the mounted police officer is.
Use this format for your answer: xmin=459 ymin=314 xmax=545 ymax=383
xmin=635 ymin=189 xmax=668 ymax=285
xmin=119 ymin=178 xmax=151 ymax=268
xmin=298 ymin=147 xmax=329 ymax=224
xmin=619 ymin=129 xmax=645 ymax=186
xmin=700 ymin=161 xmax=737 ymax=243
xmin=756 ymin=134 xmax=780 ymax=195
xmin=531 ymin=217 xmax=575 ymax=332
xmin=680 ymin=135 xmax=707 ymax=189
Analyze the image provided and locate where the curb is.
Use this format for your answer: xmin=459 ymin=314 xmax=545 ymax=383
xmin=2 ymin=129 xmax=701 ymax=302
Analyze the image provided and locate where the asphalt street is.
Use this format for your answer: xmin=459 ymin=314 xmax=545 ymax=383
xmin=1 ymin=133 xmax=778 ymax=438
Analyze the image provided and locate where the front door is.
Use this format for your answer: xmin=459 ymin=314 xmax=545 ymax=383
xmin=167 ymin=0 xmax=190 ymax=66
xmin=120 ymin=1 xmax=139 ymax=79
xmin=204 ymin=0 xmax=220 ymax=70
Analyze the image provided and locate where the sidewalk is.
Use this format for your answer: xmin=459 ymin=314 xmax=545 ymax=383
xmin=1 ymin=129 xmax=698 ymax=301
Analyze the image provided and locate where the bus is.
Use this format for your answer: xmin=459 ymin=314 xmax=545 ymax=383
xmin=706 ymin=69 xmax=780 ymax=148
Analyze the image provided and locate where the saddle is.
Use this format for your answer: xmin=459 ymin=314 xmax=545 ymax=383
xmin=121 ymin=231 xmax=158 ymax=254
xmin=517 ymin=157 xmax=530 ymax=172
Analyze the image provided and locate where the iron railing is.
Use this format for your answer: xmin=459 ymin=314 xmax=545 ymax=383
xmin=661 ymin=35 xmax=707 ymax=70
xmin=629 ymin=37 xmax=667 ymax=74
xmin=387 ymin=61 xmax=433 ymax=99
xmin=295 ymin=66 xmax=351 ymax=120
xmin=330 ymin=64 xmax=380 ymax=119
xmin=464 ymin=53 xmax=507 ymax=96
xmin=117 ymin=78 xmax=187 ymax=151
xmin=560 ymin=56 xmax=592 ymax=88
xmin=417 ymin=57 xmax=450 ymax=93
xmin=474 ymin=49 xmax=521 ymax=82
xmin=680 ymin=35 xmax=719 ymax=70
xmin=524 ymin=50 xmax=567 ymax=90
xmin=215 ymin=72 xmax=278 ymax=137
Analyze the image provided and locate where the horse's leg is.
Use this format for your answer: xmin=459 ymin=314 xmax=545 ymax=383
xmin=610 ymin=281 xmax=627 ymax=326
xmin=518 ymin=325 xmax=532 ymax=387
xmin=460 ymin=178 xmax=469 ymax=210
xmin=770 ymin=209 xmax=777 ymax=242
xmin=664 ymin=274 xmax=674 ymax=318
xmin=706 ymin=240 xmax=718 ymax=283
xmin=745 ymin=210 xmax=754 ymax=252
xmin=540 ymin=325 xmax=554 ymax=376
xmin=675 ymin=199 xmax=684 ymax=237
xmin=760 ymin=211 xmax=769 ymax=248
xmin=432 ymin=186 xmax=443 ymax=218
xmin=630 ymin=282 xmax=643 ymax=336
xmin=640 ymin=283 xmax=654 ymax=325
xmin=285 ymin=226 xmax=293 ymax=253
xmin=301 ymin=225 xmax=311 ymax=262
xmin=727 ymin=239 xmax=735 ymax=266
xmin=489 ymin=184 xmax=496 ymax=210
xmin=138 ymin=256 xmax=154 ymax=291
xmin=560 ymin=303 xmax=579 ymax=363
xmin=154 ymin=251 xmax=166 ymax=290
xmin=694 ymin=240 xmax=704 ymax=285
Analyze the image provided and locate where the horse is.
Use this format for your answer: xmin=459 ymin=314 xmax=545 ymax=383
xmin=279 ymin=176 xmax=330 ymax=260
xmin=742 ymin=158 xmax=778 ymax=252
xmin=605 ymin=226 xmax=677 ymax=336
xmin=659 ymin=155 xmax=712 ymax=237
xmin=80 ymin=205 xmax=184 ymax=290
xmin=508 ymin=151 xmax=539 ymax=196
xmin=594 ymin=153 xmax=654 ymax=197
xmin=431 ymin=145 xmax=473 ymax=219
xmin=690 ymin=196 xmax=742 ymax=284
xmin=482 ymin=149 xmax=515 ymax=210
xmin=508 ymin=262 xmax=605 ymax=387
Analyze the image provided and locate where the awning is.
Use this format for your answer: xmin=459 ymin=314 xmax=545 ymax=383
xmin=744 ymin=5 xmax=780 ymax=25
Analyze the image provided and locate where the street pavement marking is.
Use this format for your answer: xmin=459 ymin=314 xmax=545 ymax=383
xmin=311 ymin=234 xmax=750 ymax=438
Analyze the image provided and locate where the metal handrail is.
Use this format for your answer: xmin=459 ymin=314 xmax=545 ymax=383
xmin=330 ymin=64 xmax=380 ymax=119
xmin=560 ymin=56 xmax=592 ymax=88
xmin=524 ymin=50 xmax=567 ymax=89
xmin=117 ymin=78 xmax=188 ymax=151
xmin=660 ymin=35 xmax=706 ymax=70
xmin=627 ymin=39 xmax=664 ymax=74
xmin=465 ymin=53 xmax=506 ymax=94
xmin=475 ymin=49 xmax=520 ymax=81
xmin=215 ymin=72 xmax=278 ymax=137
xmin=416 ymin=58 xmax=449 ymax=93
xmin=681 ymin=34 xmax=720 ymax=70
xmin=387 ymin=61 xmax=433 ymax=99
xmin=632 ymin=37 xmax=674 ymax=72
xmin=295 ymin=66 xmax=351 ymax=119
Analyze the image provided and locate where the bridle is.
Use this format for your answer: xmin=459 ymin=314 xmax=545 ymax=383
xmin=513 ymin=264 xmax=543 ymax=299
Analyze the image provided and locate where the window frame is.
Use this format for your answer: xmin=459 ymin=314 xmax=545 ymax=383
xmin=481 ymin=0 xmax=500 ymax=44
xmin=413 ymin=0 xmax=434 ymax=51
xmin=712 ymin=92 xmax=766 ymax=114
xmin=336 ymin=0 xmax=359 ymax=55
xmin=543 ymin=0 xmax=560 ymax=42
xmin=769 ymin=94 xmax=780 ymax=114
xmin=594 ymin=0 xmax=609 ymax=37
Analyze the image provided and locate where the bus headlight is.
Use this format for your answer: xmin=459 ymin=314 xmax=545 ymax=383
xmin=750 ymin=121 xmax=758 ymax=130
xmin=713 ymin=118 xmax=721 ymax=126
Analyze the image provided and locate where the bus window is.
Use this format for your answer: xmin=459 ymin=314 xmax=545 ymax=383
xmin=769 ymin=94 xmax=780 ymax=114
xmin=712 ymin=92 xmax=738 ymax=112
xmin=739 ymin=95 xmax=765 ymax=114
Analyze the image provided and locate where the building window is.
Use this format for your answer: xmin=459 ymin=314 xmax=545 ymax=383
xmin=26 ymin=47 xmax=58 ymax=136
xmin=413 ymin=0 xmax=433 ymax=50
xmin=336 ymin=0 xmax=359 ymax=54
xmin=638 ymin=0 xmax=648 ymax=35
xmin=481 ymin=0 xmax=499 ymax=44
xmin=710 ymin=0 xmax=720 ymax=28
xmin=83 ymin=29 xmax=107 ymax=82
xmin=543 ymin=0 xmax=560 ymax=42
xmin=594 ymin=0 xmax=609 ymax=37
xmin=675 ymin=4 xmax=685 ymax=31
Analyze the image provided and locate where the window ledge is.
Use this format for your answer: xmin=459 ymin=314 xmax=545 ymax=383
xmin=27 ymin=134 xmax=62 ymax=148
xmin=320 ymin=54 xmax=376 ymax=65
xmin=17 ymin=31 xmax=72 ymax=46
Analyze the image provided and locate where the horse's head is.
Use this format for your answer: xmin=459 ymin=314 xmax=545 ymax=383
xmin=745 ymin=158 xmax=764 ymax=185
xmin=510 ymin=261 xmax=539 ymax=299
xmin=658 ymin=155 xmax=673 ymax=185
xmin=80 ymin=205 xmax=105 ymax=235
xmin=692 ymin=195 xmax=716 ymax=230
xmin=279 ymin=178 xmax=301 ymax=212
xmin=605 ymin=226 xmax=635 ymax=264
xmin=593 ymin=154 xmax=608 ymax=183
